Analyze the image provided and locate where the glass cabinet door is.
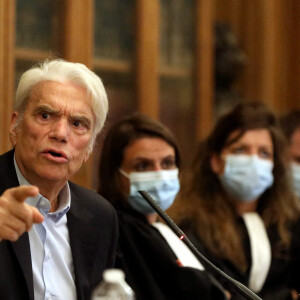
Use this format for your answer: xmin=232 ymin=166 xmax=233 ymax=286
xmin=15 ymin=0 xmax=62 ymax=83
xmin=94 ymin=0 xmax=134 ymax=61
xmin=93 ymin=0 xmax=135 ymax=124
xmin=159 ymin=0 xmax=196 ymax=168
xmin=92 ymin=0 xmax=136 ymax=189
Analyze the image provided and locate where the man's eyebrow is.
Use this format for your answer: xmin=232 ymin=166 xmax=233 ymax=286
xmin=71 ymin=114 xmax=92 ymax=126
xmin=33 ymin=104 xmax=93 ymax=126
xmin=33 ymin=104 xmax=58 ymax=113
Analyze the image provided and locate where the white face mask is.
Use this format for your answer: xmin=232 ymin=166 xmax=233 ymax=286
xmin=220 ymin=154 xmax=274 ymax=202
xmin=119 ymin=169 xmax=180 ymax=214
xmin=291 ymin=163 xmax=300 ymax=198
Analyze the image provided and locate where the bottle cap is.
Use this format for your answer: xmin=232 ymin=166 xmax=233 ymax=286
xmin=103 ymin=269 xmax=125 ymax=283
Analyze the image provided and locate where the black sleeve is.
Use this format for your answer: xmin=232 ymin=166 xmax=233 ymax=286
xmin=115 ymin=212 xmax=227 ymax=300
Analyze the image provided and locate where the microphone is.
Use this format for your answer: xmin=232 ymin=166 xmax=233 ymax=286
xmin=138 ymin=190 xmax=262 ymax=300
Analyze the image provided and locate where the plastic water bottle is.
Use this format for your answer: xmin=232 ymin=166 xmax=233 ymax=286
xmin=92 ymin=269 xmax=135 ymax=300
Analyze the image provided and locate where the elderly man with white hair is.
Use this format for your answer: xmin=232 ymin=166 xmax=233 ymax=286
xmin=0 ymin=59 xmax=118 ymax=300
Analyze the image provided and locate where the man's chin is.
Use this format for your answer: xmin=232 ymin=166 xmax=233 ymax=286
xmin=38 ymin=170 xmax=69 ymax=183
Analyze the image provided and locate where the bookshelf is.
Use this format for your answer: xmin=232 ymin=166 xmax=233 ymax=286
xmin=1 ymin=0 xmax=215 ymax=189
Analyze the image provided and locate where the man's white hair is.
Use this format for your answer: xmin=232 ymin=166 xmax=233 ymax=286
xmin=14 ymin=58 xmax=108 ymax=153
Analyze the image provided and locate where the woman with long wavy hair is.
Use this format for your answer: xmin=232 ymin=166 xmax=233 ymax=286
xmin=169 ymin=102 xmax=300 ymax=300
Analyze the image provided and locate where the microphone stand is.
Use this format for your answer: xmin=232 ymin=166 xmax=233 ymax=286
xmin=139 ymin=191 xmax=262 ymax=300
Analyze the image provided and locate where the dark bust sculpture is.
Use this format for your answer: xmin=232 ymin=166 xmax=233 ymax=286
xmin=214 ymin=21 xmax=248 ymax=117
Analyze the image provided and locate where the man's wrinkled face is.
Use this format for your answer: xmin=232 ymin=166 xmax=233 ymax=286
xmin=10 ymin=81 xmax=95 ymax=186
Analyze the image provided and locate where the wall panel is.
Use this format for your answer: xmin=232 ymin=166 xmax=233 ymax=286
xmin=0 ymin=0 xmax=15 ymax=154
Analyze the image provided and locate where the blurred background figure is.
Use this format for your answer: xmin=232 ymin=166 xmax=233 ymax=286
xmin=97 ymin=112 xmax=227 ymax=300
xmin=214 ymin=21 xmax=247 ymax=117
xmin=169 ymin=102 xmax=300 ymax=300
xmin=280 ymin=110 xmax=300 ymax=198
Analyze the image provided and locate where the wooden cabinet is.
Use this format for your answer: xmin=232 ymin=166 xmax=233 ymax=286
xmin=215 ymin=0 xmax=300 ymax=113
xmin=2 ymin=0 xmax=299 ymax=189
xmin=0 ymin=0 xmax=15 ymax=154
xmin=159 ymin=1 xmax=195 ymax=161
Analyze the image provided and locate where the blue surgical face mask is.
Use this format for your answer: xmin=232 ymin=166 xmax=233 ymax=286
xmin=119 ymin=168 xmax=180 ymax=214
xmin=220 ymin=154 xmax=274 ymax=202
xmin=291 ymin=163 xmax=300 ymax=198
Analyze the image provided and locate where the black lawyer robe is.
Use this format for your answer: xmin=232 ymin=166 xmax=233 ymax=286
xmin=114 ymin=207 xmax=227 ymax=300
xmin=179 ymin=217 xmax=300 ymax=300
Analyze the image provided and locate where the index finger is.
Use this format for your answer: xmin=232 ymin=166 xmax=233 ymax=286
xmin=3 ymin=185 xmax=39 ymax=203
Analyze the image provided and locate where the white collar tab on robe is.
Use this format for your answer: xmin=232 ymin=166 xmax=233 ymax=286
xmin=242 ymin=212 xmax=272 ymax=293
xmin=152 ymin=222 xmax=205 ymax=270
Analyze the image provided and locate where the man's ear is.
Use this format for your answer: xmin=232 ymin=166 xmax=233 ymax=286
xmin=210 ymin=153 xmax=223 ymax=175
xmin=9 ymin=112 xmax=19 ymax=147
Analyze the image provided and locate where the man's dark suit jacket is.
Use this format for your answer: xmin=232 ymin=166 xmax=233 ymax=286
xmin=0 ymin=150 xmax=118 ymax=300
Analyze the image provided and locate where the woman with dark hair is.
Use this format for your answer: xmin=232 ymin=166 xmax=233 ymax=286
xmin=98 ymin=112 xmax=226 ymax=300
xmin=169 ymin=102 xmax=300 ymax=300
